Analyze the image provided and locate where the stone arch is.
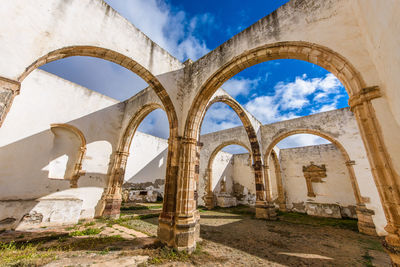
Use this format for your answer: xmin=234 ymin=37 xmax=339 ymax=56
xmin=200 ymin=93 xmax=264 ymax=202
xmin=264 ymin=129 xmax=377 ymax=235
xmin=101 ymin=102 xmax=167 ymax=217
xmin=10 ymin=46 xmax=181 ymax=221
xmin=49 ymin=123 xmax=86 ymax=188
xmin=184 ymin=42 xmax=367 ymax=205
xmin=17 ymin=46 xmax=178 ymax=136
xmin=204 ymin=140 xmax=251 ymax=209
xmin=185 ymin=41 xmax=366 ymax=141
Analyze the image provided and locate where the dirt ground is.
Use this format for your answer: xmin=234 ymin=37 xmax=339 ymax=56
xmin=0 ymin=205 xmax=391 ymax=267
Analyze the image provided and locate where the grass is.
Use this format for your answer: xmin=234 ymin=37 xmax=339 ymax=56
xmin=276 ymin=210 xmax=359 ymax=231
xmin=69 ymin=228 xmax=102 ymax=237
xmin=0 ymin=242 xmax=57 ymax=267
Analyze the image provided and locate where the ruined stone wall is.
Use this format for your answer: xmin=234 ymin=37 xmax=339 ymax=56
xmin=0 ymin=69 xmax=124 ymax=230
xmin=280 ymin=144 xmax=357 ymax=218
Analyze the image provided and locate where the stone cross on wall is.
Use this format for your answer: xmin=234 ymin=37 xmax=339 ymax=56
xmin=302 ymin=162 xmax=327 ymax=197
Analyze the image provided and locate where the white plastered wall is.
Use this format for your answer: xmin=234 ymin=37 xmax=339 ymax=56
xmin=0 ymin=69 xmax=124 ymax=228
xmin=280 ymin=144 xmax=356 ymax=208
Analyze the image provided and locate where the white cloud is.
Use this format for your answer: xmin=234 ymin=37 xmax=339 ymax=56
xmin=200 ymin=103 xmax=241 ymax=135
xmin=105 ymin=0 xmax=212 ymax=61
xmin=277 ymin=134 xmax=330 ymax=149
xmin=222 ymin=77 xmax=259 ymax=97
xmin=242 ymin=73 xmax=344 ymax=125
xmin=271 ymin=73 xmax=343 ymax=110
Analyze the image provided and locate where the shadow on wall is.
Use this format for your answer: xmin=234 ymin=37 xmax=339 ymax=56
xmin=123 ymin=148 xmax=168 ymax=202
xmin=125 ymin=148 xmax=168 ymax=185
xmin=0 ymin=104 xmax=122 ymax=231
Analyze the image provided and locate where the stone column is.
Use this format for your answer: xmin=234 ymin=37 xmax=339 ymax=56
xmin=257 ymin=163 xmax=276 ymax=220
xmin=102 ymin=151 xmax=129 ymax=218
xmin=349 ymin=86 xmax=400 ymax=264
xmin=0 ymin=77 xmax=20 ymax=127
xmin=158 ymin=136 xmax=180 ymax=246
xmin=204 ymin=168 xmax=214 ymax=209
xmin=344 ymin=160 xmax=377 ymax=236
xmin=158 ymin=136 xmax=200 ymax=251
xmin=272 ymin=158 xmax=286 ymax=212
xmin=172 ymin=137 xmax=200 ymax=251
xmin=356 ymin=203 xmax=377 ymax=236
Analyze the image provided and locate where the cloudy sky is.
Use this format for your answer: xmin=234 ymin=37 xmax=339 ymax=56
xmin=40 ymin=0 xmax=349 ymax=153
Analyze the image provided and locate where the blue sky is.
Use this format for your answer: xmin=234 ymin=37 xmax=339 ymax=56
xmin=40 ymin=0 xmax=349 ymax=152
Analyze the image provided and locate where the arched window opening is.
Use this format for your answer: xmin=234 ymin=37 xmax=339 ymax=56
xmin=205 ymin=143 xmax=253 ymax=209
xmin=199 ymin=98 xmax=264 ymax=210
xmin=47 ymin=124 xmax=86 ymax=188
xmin=122 ymin=109 xmax=169 ymax=205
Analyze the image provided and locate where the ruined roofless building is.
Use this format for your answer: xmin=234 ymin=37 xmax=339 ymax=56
xmin=0 ymin=0 xmax=400 ymax=264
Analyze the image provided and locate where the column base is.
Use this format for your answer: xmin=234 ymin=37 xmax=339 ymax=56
xmin=383 ymin=232 xmax=400 ymax=266
xmin=356 ymin=204 xmax=377 ymax=236
xmin=157 ymin=210 xmax=201 ymax=252
xmin=102 ymin=198 xmax=122 ymax=219
xmin=204 ymin=194 xmax=214 ymax=210
xmin=158 ymin=214 xmax=174 ymax=247
xmin=255 ymin=201 xmax=277 ymax=220
xmin=278 ymin=203 xmax=287 ymax=212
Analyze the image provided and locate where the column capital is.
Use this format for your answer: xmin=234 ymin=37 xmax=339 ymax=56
xmin=115 ymin=150 xmax=129 ymax=157
xmin=349 ymin=86 xmax=382 ymax=109
xmin=168 ymin=136 xmax=198 ymax=145
xmin=180 ymin=137 xmax=198 ymax=145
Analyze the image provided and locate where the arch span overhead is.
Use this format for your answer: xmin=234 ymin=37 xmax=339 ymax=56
xmin=200 ymin=91 xmax=266 ymax=202
xmin=204 ymin=140 xmax=251 ymax=209
xmin=12 ymin=46 xmax=179 ymax=136
xmin=185 ymin=41 xmax=366 ymax=141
